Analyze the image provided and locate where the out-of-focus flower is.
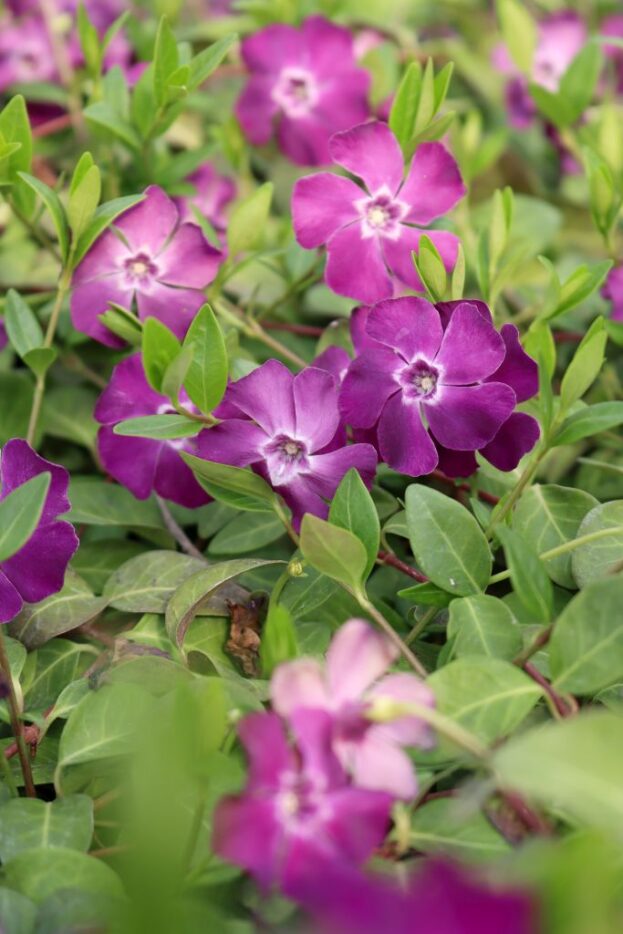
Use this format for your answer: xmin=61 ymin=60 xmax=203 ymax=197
xmin=95 ymin=354 xmax=208 ymax=508
xmin=197 ymin=359 xmax=377 ymax=529
xmin=0 ymin=320 xmax=7 ymax=352
xmin=175 ymin=163 xmax=236 ymax=234
xmin=293 ymin=121 xmax=465 ymax=304
xmin=601 ymin=265 xmax=623 ymax=323
xmin=236 ymin=16 xmax=370 ymax=166
xmin=492 ymin=12 xmax=586 ymax=128
xmin=71 ymin=186 xmax=222 ymax=347
xmin=0 ymin=15 xmax=57 ymax=91
xmin=213 ymin=710 xmax=392 ymax=891
xmin=271 ymin=619 xmax=434 ymax=798
xmin=339 ymin=298 xmax=525 ymax=476
xmin=602 ymin=15 xmax=623 ymax=93
xmin=0 ymin=440 xmax=78 ymax=623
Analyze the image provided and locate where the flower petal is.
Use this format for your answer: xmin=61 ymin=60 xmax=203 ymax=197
xmin=135 ymin=284 xmax=205 ymax=341
xmin=212 ymin=796 xmax=281 ymax=891
xmin=153 ymin=442 xmax=209 ymax=509
xmin=435 ymin=302 xmax=506 ymax=383
xmin=489 ymin=324 xmax=538 ymax=402
xmin=196 ymin=419 xmax=266 ymax=467
xmin=235 ymin=75 xmax=279 ymax=145
xmin=0 ymin=438 xmax=72 ymax=524
xmin=383 ymin=227 xmax=460 ymax=292
xmin=339 ymin=350 xmax=400 ymax=428
xmin=293 ymin=367 xmax=340 ymax=450
xmin=349 ymin=734 xmax=417 ymax=799
xmin=480 ymin=412 xmax=541 ymax=472
xmin=367 ymin=673 xmax=435 ymax=747
xmin=270 ymin=658 xmax=330 ymax=716
xmin=238 ymin=712 xmax=293 ymax=788
xmin=325 ymin=223 xmax=392 ymax=304
xmin=225 ymin=360 xmax=296 ymax=436
xmin=0 ymin=571 xmax=23 ymax=624
xmin=156 ymin=223 xmax=222 ymax=289
xmin=326 ymin=619 xmax=397 ymax=703
xmin=277 ymin=113 xmax=334 ymax=166
xmin=399 ymin=142 xmax=466 ymax=225
xmin=435 ymin=445 xmax=478 ymax=478
xmin=377 ymin=392 xmax=438 ymax=475
xmin=426 ymin=383 xmax=516 ymax=450
xmin=366 ymin=297 xmax=442 ymax=360
xmin=329 ymin=121 xmax=404 ymax=195
xmin=292 ymin=173 xmax=361 ymax=248
xmin=71 ymin=228 xmax=127 ymax=285
xmin=70 ymin=277 xmax=134 ymax=347
xmin=324 ymin=787 xmax=392 ymax=863
xmin=240 ymin=23 xmax=305 ymax=72
xmin=115 ymin=186 xmax=178 ymax=256
xmin=1 ymin=520 xmax=78 ymax=605
xmin=301 ymin=16 xmax=358 ymax=74
xmin=97 ymin=428 xmax=160 ymax=500
xmin=94 ymin=354 xmax=163 ymax=424
xmin=276 ymin=473 xmax=330 ymax=528
xmin=305 ymin=444 xmax=377 ymax=500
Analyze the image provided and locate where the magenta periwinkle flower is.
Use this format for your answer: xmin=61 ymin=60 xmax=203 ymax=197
xmin=0 ymin=15 xmax=57 ymax=91
xmin=71 ymin=186 xmax=222 ymax=347
xmin=197 ymin=359 xmax=377 ymax=529
xmin=293 ymin=121 xmax=465 ymax=305
xmin=271 ymin=619 xmax=434 ymax=799
xmin=236 ymin=16 xmax=371 ymax=166
xmin=492 ymin=12 xmax=586 ymax=128
xmin=175 ymin=163 xmax=236 ymax=234
xmin=95 ymin=354 xmax=208 ymax=509
xmin=0 ymin=440 xmax=78 ymax=623
xmin=213 ymin=709 xmax=392 ymax=892
xmin=339 ymin=297 xmax=539 ymax=477
xmin=601 ymin=265 xmax=623 ymax=323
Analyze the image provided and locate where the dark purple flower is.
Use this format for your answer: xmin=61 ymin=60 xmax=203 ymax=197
xmin=601 ymin=265 xmax=623 ymax=323
xmin=492 ymin=12 xmax=586 ymax=128
xmin=71 ymin=186 xmax=223 ymax=347
xmin=94 ymin=354 xmax=208 ymax=509
xmin=0 ymin=440 xmax=78 ymax=623
xmin=287 ymin=851 xmax=538 ymax=934
xmin=196 ymin=359 xmax=377 ymax=529
xmin=236 ymin=16 xmax=371 ymax=166
xmin=339 ymin=297 xmax=525 ymax=476
xmin=271 ymin=619 xmax=434 ymax=799
xmin=293 ymin=121 xmax=465 ymax=304
xmin=175 ymin=163 xmax=236 ymax=234
xmin=213 ymin=710 xmax=392 ymax=891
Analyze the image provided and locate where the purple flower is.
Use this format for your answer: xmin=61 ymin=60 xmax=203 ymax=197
xmin=271 ymin=619 xmax=434 ymax=799
xmin=236 ymin=16 xmax=371 ymax=166
xmin=175 ymin=163 xmax=236 ymax=234
xmin=287 ymin=851 xmax=538 ymax=934
xmin=213 ymin=709 xmax=392 ymax=891
xmin=71 ymin=186 xmax=223 ymax=347
xmin=0 ymin=440 xmax=78 ymax=624
xmin=339 ymin=297 xmax=525 ymax=476
xmin=0 ymin=15 xmax=57 ymax=91
xmin=196 ymin=359 xmax=377 ymax=529
xmin=94 ymin=354 xmax=209 ymax=509
xmin=293 ymin=121 xmax=465 ymax=304
xmin=492 ymin=12 xmax=586 ymax=128
xmin=0 ymin=320 xmax=7 ymax=352
xmin=601 ymin=265 xmax=623 ymax=323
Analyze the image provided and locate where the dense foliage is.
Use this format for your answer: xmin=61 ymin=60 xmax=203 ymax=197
xmin=0 ymin=0 xmax=622 ymax=931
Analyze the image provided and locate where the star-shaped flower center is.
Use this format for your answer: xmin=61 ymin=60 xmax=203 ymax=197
xmin=262 ymin=433 xmax=310 ymax=485
xmin=356 ymin=188 xmax=408 ymax=241
xmin=124 ymin=252 xmax=158 ymax=284
xmin=272 ymin=67 xmax=319 ymax=118
xmin=399 ymin=359 xmax=442 ymax=402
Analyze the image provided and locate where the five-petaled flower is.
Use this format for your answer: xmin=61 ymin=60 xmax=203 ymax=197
xmin=293 ymin=120 xmax=465 ymax=304
xmin=95 ymin=354 xmax=208 ymax=509
xmin=70 ymin=185 xmax=222 ymax=347
xmin=212 ymin=709 xmax=392 ymax=892
xmin=339 ymin=297 xmax=538 ymax=477
xmin=197 ymin=359 xmax=377 ymax=529
xmin=271 ymin=619 xmax=435 ymax=799
xmin=0 ymin=440 xmax=78 ymax=623
xmin=236 ymin=16 xmax=371 ymax=166
xmin=175 ymin=162 xmax=236 ymax=235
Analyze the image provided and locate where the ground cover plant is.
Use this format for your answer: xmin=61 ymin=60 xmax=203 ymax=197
xmin=0 ymin=0 xmax=622 ymax=931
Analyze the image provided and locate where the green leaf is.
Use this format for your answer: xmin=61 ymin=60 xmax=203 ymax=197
xmin=549 ymin=577 xmax=623 ymax=695
xmin=554 ymin=401 xmax=623 ymax=446
xmin=165 ymin=559 xmax=281 ymax=649
xmin=17 ymin=173 xmax=69 ymax=262
xmin=83 ymin=101 xmax=141 ymax=151
xmin=153 ymin=17 xmax=180 ymax=106
xmin=496 ymin=0 xmax=537 ymax=73
xmin=9 ymin=572 xmax=106 ymax=650
xmin=208 ymin=511 xmax=285 ymax=556
xmin=42 ymin=386 xmax=98 ymax=451
xmin=300 ymin=514 xmax=368 ymax=594
xmin=113 ymin=414 xmax=200 ymax=440
xmin=141 ymin=317 xmax=181 ymax=394
xmin=427 ymin=656 xmax=542 ymax=748
xmin=0 ymin=888 xmax=36 ymax=934
xmin=528 ymin=83 xmax=572 ymax=129
xmin=409 ymin=798 xmax=510 ymax=859
xmin=161 ymin=346 xmax=192 ymax=404
xmin=0 ymin=96 xmax=32 ymax=202
xmin=3 ymin=847 xmax=123 ymax=904
xmin=260 ymin=603 xmax=298 ymax=677
xmin=182 ymin=454 xmax=277 ymax=511
xmin=559 ymin=42 xmax=603 ymax=124
xmin=546 ymin=260 xmax=613 ymax=320
xmin=560 ymin=317 xmax=607 ymax=411
xmin=228 ymin=182 xmax=273 ymax=256
xmin=389 ymin=61 xmax=421 ymax=152
xmin=514 ymin=485 xmax=598 ymax=588
xmin=397 ymin=581 xmax=453 ymax=607
xmin=77 ymin=4 xmax=101 ymax=75
xmin=0 ymin=472 xmax=51 ymax=563
xmin=497 ymin=526 xmax=554 ymax=624
xmin=571 ymin=501 xmax=623 ymax=588
xmin=405 ymin=485 xmax=491 ymax=596
xmin=329 ymin=469 xmax=379 ymax=578
xmin=4 ymin=289 xmax=43 ymax=358
xmin=413 ymin=234 xmax=447 ymax=301
xmin=493 ymin=711 xmax=623 ymax=836
xmin=0 ymin=796 xmax=93 ymax=862
xmin=102 ymin=550 xmax=207 ymax=613
xmin=67 ymin=164 xmax=101 ymax=241
xmin=73 ymin=193 xmax=145 ymax=266
xmin=68 ymin=478 xmax=164 ymax=530
xmin=182 ymin=304 xmax=228 ymax=414
xmin=447 ymin=594 xmax=522 ymax=661
xmin=98 ymin=305 xmax=143 ymax=346
xmin=22 ymin=347 xmax=57 ymax=379
xmin=23 ymin=640 xmax=97 ymax=712
xmin=187 ymin=34 xmax=237 ymax=91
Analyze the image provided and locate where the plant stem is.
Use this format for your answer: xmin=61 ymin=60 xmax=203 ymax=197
xmin=513 ymin=625 xmax=553 ymax=666
xmin=214 ymin=299 xmax=308 ymax=368
xmin=406 ymin=606 xmax=438 ymax=645
xmin=26 ymin=268 xmax=72 ymax=445
xmin=368 ymin=696 xmax=489 ymax=762
xmin=156 ymin=497 xmax=206 ymax=562
xmin=522 ymin=662 xmax=573 ymax=719
xmin=377 ymin=550 xmax=428 ymax=582
xmin=0 ymin=628 xmax=36 ymax=797
xmin=356 ymin=593 xmax=428 ymax=679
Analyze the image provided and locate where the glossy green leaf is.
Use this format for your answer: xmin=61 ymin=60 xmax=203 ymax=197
xmin=68 ymin=478 xmax=164 ymax=529
xmin=447 ymin=594 xmax=522 ymax=661
xmin=0 ymin=472 xmax=50 ymax=563
xmin=9 ymin=571 xmax=106 ymax=649
xmin=0 ymin=796 xmax=93 ymax=861
xmin=554 ymin=401 xmax=623 ymax=447
xmin=17 ymin=172 xmax=69 ymax=262
xmin=73 ymin=193 xmax=145 ymax=267
xmin=409 ymin=797 xmax=510 ymax=859
xmin=208 ymin=511 xmax=285 ymax=555
xmin=571 ymin=501 xmax=623 ymax=587
xmin=182 ymin=454 xmax=277 ymax=510
xmin=260 ymin=603 xmax=298 ymax=677
xmin=141 ymin=317 xmax=181 ymax=393
xmin=300 ymin=514 xmax=368 ymax=594
xmin=329 ymin=469 xmax=379 ymax=578
xmin=153 ymin=17 xmax=179 ymax=105
xmin=102 ymin=550 xmax=206 ymax=613
xmin=182 ymin=304 xmax=228 ymax=414
xmin=113 ymin=414 xmax=200 ymax=440
xmin=560 ymin=318 xmax=607 ymax=411
xmin=4 ymin=289 xmax=43 ymax=358
xmin=497 ymin=526 xmax=554 ymax=623
xmin=3 ymin=847 xmax=123 ymax=904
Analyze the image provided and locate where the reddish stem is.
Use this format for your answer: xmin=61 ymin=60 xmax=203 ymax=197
xmin=553 ymin=331 xmax=584 ymax=344
xmin=377 ymin=551 xmax=428 ymax=582
xmin=32 ymin=113 xmax=73 ymax=138
xmin=431 ymin=470 xmax=500 ymax=506
xmin=262 ymin=321 xmax=324 ymax=337
xmin=523 ymin=661 xmax=575 ymax=718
